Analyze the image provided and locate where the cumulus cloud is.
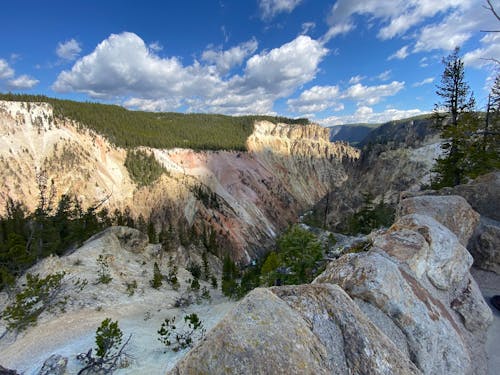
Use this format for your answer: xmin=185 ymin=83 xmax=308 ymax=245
xmin=319 ymin=106 xmax=424 ymax=126
xmin=388 ymin=45 xmax=409 ymax=60
xmin=0 ymin=59 xmax=38 ymax=89
xmin=343 ymin=81 xmax=405 ymax=106
xmin=0 ymin=59 xmax=14 ymax=79
xmin=259 ymin=0 xmax=302 ymax=20
xmin=53 ymin=32 xmax=327 ymax=115
xmin=463 ymin=33 xmax=500 ymax=68
xmin=56 ymin=39 xmax=82 ymax=61
xmin=201 ymin=39 xmax=258 ymax=75
xmin=288 ymin=79 xmax=405 ymax=115
xmin=287 ymin=85 xmax=341 ymax=113
xmin=8 ymin=75 xmax=39 ymax=89
xmin=412 ymin=77 xmax=434 ymax=87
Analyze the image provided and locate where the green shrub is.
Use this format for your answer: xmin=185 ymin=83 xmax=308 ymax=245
xmin=125 ymin=280 xmax=137 ymax=296
xmin=157 ymin=313 xmax=205 ymax=352
xmin=1 ymin=272 xmax=66 ymax=331
xmin=187 ymin=261 xmax=202 ymax=279
xmin=150 ymin=262 xmax=163 ymax=289
xmin=96 ymin=255 xmax=112 ymax=284
xmin=77 ymin=318 xmax=131 ymax=374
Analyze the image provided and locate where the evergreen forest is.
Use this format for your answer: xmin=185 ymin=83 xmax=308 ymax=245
xmin=0 ymin=93 xmax=308 ymax=151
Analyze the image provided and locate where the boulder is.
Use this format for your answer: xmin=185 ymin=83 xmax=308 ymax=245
xmin=169 ymin=285 xmax=421 ymax=375
xmin=37 ymin=354 xmax=67 ymax=375
xmin=445 ymin=172 xmax=500 ymax=221
xmin=398 ymin=195 xmax=480 ymax=246
xmin=314 ymin=251 xmax=471 ymax=375
xmin=389 ymin=214 xmax=473 ymax=291
xmin=88 ymin=226 xmax=149 ymax=253
xmin=469 ymin=220 xmax=500 ymax=274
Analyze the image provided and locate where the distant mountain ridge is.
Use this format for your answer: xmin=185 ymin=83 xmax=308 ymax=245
xmin=329 ymin=114 xmax=433 ymax=146
xmin=328 ymin=123 xmax=381 ymax=145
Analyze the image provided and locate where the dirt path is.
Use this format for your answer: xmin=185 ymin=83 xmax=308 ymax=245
xmin=471 ymin=267 xmax=500 ymax=375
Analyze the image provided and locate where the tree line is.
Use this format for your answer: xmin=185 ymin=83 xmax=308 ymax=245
xmin=0 ymin=93 xmax=309 ymax=151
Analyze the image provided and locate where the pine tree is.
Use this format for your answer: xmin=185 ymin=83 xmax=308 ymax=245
xmin=432 ymin=47 xmax=478 ymax=187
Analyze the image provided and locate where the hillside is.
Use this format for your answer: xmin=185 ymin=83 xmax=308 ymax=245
xmin=0 ymin=93 xmax=308 ymax=151
xmin=0 ymin=100 xmax=358 ymax=263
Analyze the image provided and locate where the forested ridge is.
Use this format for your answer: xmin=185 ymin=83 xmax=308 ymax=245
xmin=0 ymin=93 xmax=308 ymax=151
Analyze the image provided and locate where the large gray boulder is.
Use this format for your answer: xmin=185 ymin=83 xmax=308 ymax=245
xmin=469 ymin=220 xmax=500 ymax=274
xmin=444 ymin=172 xmax=500 ymax=221
xmin=170 ymin=285 xmax=421 ymax=375
xmin=398 ymin=195 xmax=480 ymax=246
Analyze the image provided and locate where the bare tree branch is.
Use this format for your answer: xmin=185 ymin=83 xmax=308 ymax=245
xmin=484 ymin=0 xmax=500 ymax=22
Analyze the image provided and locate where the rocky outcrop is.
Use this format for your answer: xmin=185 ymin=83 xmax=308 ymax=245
xmin=398 ymin=195 xmax=480 ymax=246
xmin=436 ymin=172 xmax=500 ymax=274
xmin=37 ymin=354 xmax=67 ymax=375
xmin=170 ymin=285 xmax=420 ymax=375
xmin=442 ymin=172 xmax=500 ymax=221
xmin=470 ymin=220 xmax=500 ymax=274
xmin=170 ymin=194 xmax=492 ymax=375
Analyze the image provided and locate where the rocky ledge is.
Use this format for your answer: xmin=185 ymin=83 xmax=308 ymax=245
xmin=169 ymin=193 xmax=493 ymax=375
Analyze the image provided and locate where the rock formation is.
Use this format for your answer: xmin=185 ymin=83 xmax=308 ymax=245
xmin=170 ymin=194 xmax=492 ymax=375
xmin=0 ymin=101 xmax=359 ymax=262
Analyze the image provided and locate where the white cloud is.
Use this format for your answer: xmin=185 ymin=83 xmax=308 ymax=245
xmin=53 ymin=32 xmax=327 ymax=115
xmin=412 ymin=77 xmax=434 ymax=87
xmin=323 ymin=0 xmax=496 ymax=62
xmin=0 ymin=59 xmax=38 ymax=90
xmin=148 ymin=41 xmax=163 ymax=52
xmin=301 ymin=22 xmax=316 ymax=35
xmin=348 ymin=75 xmax=365 ymax=84
xmin=123 ymin=97 xmax=180 ymax=112
xmin=463 ymin=33 xmax=500 ymax=68
xmin=202 ymin=39 xmax=258 ymax=75
xmin=288 ymin=79 xmax=405 ymax=114
xmin=320 ymin=22 xmax=354 ymax=43
xmin=327 ymin=0 xmax=472 ymax=39
xmin=376 ymin=70 xmax=391 ymax=81
xmin=243 ymin=35 xmax=327 ymax=95
xmin=388 ymin=45 xmax=409 ymax=60
xmin=8 ymin=74 xmax=39 ymax=89
xmin=343 ymin=81 xmax=405 ymax=106
xmin=319 ymin=106 xmax=425 ymax=126
xmin=56 ymin=39 xmax=82 ymax=61
xmin=0 ymin=59 xmax=14 ymax=79
xmin=259 ymin=0 xmax=302 ymax=20
xmin=287 ymin=85 xmax=340 ymax=113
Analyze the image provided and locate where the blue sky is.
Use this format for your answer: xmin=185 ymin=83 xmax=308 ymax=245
xmin=0 ymin=0 xmax=498 ymax=125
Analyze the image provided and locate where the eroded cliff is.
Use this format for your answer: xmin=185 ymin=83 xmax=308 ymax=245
xmin=0 ymin=101 xmax=359 ymax=262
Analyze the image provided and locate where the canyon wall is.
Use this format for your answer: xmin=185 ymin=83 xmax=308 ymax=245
xmin=0 ymin=101 xmax=359 ymax=262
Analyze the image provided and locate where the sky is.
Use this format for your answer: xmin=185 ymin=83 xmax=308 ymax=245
xmin=0 ymin=0 xmax=498 ymax=126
